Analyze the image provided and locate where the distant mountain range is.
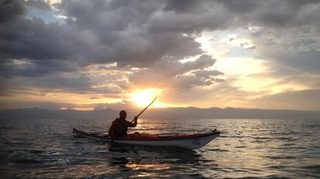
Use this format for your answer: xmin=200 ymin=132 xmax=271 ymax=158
xmin=0 ymin=107 xmax=319 ymax=120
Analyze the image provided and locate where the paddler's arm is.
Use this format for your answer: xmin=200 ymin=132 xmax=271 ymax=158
xmin=129 ymin=116 xmax=138 ymax=127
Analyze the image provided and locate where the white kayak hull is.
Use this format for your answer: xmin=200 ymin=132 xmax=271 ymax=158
xmin=73 ymin=128 xmax=220 ymax=149
xmin=112 ymin=133 xmax=219 ymax=149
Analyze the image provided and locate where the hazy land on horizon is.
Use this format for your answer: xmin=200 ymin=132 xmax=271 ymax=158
xmin=1 ymin=107 xmax=319 ymax=120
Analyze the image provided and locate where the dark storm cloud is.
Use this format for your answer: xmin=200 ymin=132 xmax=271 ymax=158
xmin=165 ymin=0 xmax=199 ymax=13
xmin=1 ymin=0 xmax=320 ymax=104
xmin=1 ymin=0 xmax=320 ymax=68
xmin=219 ymin=0 xmax=259 ymax=13
xmin=0 ymin=0 xmax=231 ymax=84
xmin=162 ymin=0 xmax=320 ymax=30
xmin=219 ymin=0 xmax=320 ymax=27
xmin=0 ymin=59 xmax=77 ymax=78
xmin=0 ymin=0 xmax=213 ymax=78
xmin=0 ymin=77 xmax=8 ymax=96
xmin=0 ymin=0 xmax=25 ymax=23
xmin=0 ymin=17 xmax=86 ymax=61
xmin=220 ymin=0 xmax=318 ymax=15
xmin=57 ymin=0 xmax=208 ymax=66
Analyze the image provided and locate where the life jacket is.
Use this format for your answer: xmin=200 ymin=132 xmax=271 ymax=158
xmin=113 ymin=118 xmax=128 ymax=137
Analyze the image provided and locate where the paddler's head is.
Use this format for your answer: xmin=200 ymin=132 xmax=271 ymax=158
xmin=119 ymin=110 xmax=127 ymax=119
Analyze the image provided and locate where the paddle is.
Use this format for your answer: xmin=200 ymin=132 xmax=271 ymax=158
xmin=131 ymin=97 xmax=157 ymax=122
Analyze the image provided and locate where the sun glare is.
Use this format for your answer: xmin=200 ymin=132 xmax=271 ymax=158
xmin=130 ymin=89 xmax=162 ymax=108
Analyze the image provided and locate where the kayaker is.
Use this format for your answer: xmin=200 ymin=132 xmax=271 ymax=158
xmin=108 ymin=110 xmax=138 ymax=138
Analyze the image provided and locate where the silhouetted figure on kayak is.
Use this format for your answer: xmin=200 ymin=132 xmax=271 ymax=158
xmin=108 ymin=110 xmax=138 ymax=138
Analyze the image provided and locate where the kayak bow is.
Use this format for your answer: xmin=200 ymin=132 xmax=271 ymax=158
xmin=73 ymin=128 xmax=220 ymax=149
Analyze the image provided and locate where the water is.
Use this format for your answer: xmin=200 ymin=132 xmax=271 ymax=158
xmin=1 ymin=117 xmax=320 ymax=178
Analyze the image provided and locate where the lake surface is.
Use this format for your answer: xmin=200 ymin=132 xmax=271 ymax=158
xmin=0 ymin=117 xmax=320 ymax=178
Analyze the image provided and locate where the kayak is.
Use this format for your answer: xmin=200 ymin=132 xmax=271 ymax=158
xmin=73 ymin=128 xmax=220 ymax=149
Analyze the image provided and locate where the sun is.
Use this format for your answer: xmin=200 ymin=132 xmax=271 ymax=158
xmin=130 ymin=89 xmax=161 ymax=108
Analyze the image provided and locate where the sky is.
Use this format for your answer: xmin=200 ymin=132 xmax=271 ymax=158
xmin=0 ymin=0 xmax=320 ymax=111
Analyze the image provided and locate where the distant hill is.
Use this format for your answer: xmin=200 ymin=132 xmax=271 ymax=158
xmin=142 ymin=107 xmax=320 ymax=120
xmin=0 ymin=107 xmax=319 ymax=120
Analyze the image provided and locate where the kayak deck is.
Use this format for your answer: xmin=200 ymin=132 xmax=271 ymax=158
xmin=73 ymin=128 xmax=220 ymax=149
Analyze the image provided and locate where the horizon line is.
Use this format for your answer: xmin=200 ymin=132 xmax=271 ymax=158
xmin=1 ymin=106 xmax=320 ymax=113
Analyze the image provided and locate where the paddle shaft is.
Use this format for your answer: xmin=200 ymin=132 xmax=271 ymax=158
xmin=131 ymin=97 xmax=157 ymax=122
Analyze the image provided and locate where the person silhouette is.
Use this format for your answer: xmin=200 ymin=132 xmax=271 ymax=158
xmin=108 ymin=110 xmax=138 ymax=138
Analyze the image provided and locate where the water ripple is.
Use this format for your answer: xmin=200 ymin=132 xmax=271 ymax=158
xmin=0 ymin=118 xmax=319 ymax=178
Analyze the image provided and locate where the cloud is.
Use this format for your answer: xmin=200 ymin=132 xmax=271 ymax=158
xmin=1 ymin=0 xmax=320 ymax=110
xmin=0 ymin=17 xmax=92 ymax=61
xmin=25 ymin=0 xmax=51 ymax=11
xmin=0 ymin=0 xmax=25 ymax=23
xmin=226 ymin=34 xmax=255 ymax=49
xmin=57 ymin=0 xmax=210 ymax=67
xmin=155 ymin=54 xmax=217 ymax=77
xmin=33 ymin=75 xmax=93 ymax=92
xmin=219 ymin=0 xmax=259 ymax=13
xmin=254 ymin=89 xmax=320 ymax=111
xmin=164 ymin=0 xmax=198 ymax=13
xmin=2 ymin=0 xmax=317 ymax=77
xmin=1 ymin=0 xmax=216 ymax=77
xmin=129 ymin=55 xmax=223 ymax=89
xmin=219 ymin=0 xmax=320 ymax=28
xmin=0 ymin=59 xmax=77 ymax=77
xmin=249 ymin=26 xmax=320 ymax=75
